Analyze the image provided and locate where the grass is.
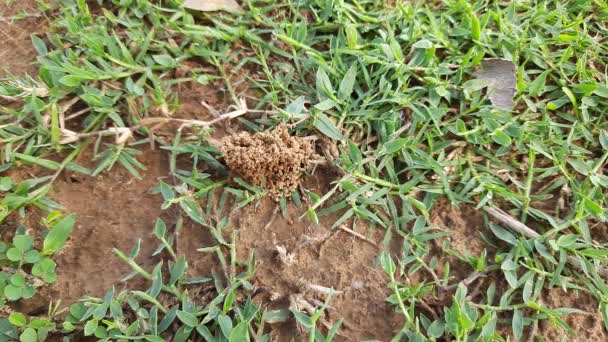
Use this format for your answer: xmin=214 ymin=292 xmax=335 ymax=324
xmin=1 ymin=0 xmax=608 ymax=341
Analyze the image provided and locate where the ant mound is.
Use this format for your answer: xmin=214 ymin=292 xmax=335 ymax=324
xmin=220 ymin=124 xmax=316 ymax=198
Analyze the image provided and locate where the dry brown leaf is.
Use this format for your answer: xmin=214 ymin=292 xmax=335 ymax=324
xmin=182 ymin=0 xmax=244 ymax=14
xmin=474 ymin=58 xmax=517 ymax=110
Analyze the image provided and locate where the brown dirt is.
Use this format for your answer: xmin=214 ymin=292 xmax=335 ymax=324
xmin=430 ymin=199 xmax=487 ymax=283
xmin=431 ymin=199 xmax=486 ymax=258
xmin=175 ymin=215 xmax=217 ymax=281
xmin=0 ymin=0 xmax=47 ymax=76
xmin=49 ymin=149 xmax=168 ymax=303
xmin=540 ymin=288 xmax=607 ymax=342
xmin=220 ymin=124 xmax=316 ymax=198
xmin=8 ymin=148 xmax=169 ymax=315
xmin=232 ymin=172 xmax=400 ymax=341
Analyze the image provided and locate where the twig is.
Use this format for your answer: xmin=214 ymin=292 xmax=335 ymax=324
xmin=263 ymin=205 xmax=280 ymax=230
xmin=442 ymin=270 xmax=489 ymax=292
xmin=305 ymin=283 xmax=343 ymax=296
xmin=484 ymin=207 xmax=540 ymax=238
xmin=64 ymin=107 xmax=91 ymax=121
xmin=483 ymin=206 xmax=608 ymax=278
xmin=59 ymin=107 xmax=249 ymax=144
xmin=337 ymin=225 xmax=378 ymax=247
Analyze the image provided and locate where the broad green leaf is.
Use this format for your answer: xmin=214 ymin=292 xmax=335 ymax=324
xmin=557 ymin=234 xmax=578 ymax=248
xmin=512 ymin=310 xmax=523 ymax=341
xmin=197 ymin=324 xmax=214 ymax=340
xmin=492 ymin=130 xmax=512 ymax=146
xmin=470 ymin=14 xmax=480 ymax=40
xmin=528 ymin=71 xmax=548 ymax=96
xmin=158 ymin=307 xmax=178 ymax=333
xmin=14 ymin=153 xmax=60 ymax=170
xmin=180 ymin=199 xmax=204 ymax=224
xmin=380 ymin=252 xmax=396 ymax=276
xmin=412 ymin=39 xmax=433 ymax=49
xmin=218 ymin=314 xmax=233 ymax=338
xmin=4 ymin=284 xmax=22 ymax=300
xmin=501 ymin=259 xmax=517 ymax=271
xmin=19 ymin=328 xmax=37 ymax=342
xmin=13 ymin=235 xmax=33 ymax=252
xmin=159 ymin=182 xmax=175 ymax=202
xmin=490 ymin=224 xmax=518 ymax=245
xmin=176 ymin=311 xmax=198 ymax=327
xmin=427 ymin=319 xmax=444 ymax=338
xmin=8 ymin=313 xmax=26 ymax=327
xmin=31 ymin=35 xmax=48 ymax=55
xmin=169 ymin=256 xmax=187 ymax=285
xmin=315 ymin=114 xmax=343 ymax=141
xmin=6 ymin=248 xmax=21 ymax=261
xmin=338 ymin=64 xmax=357 ymax=100
xmin=480 ymin=313 xmax=497 ymax=339
xmin=600 ymin=130 xmax=608 ymax=150
xmin=32 ymin=258 xmax=57 ymax=283
xmin=290 ymin=309 xmax=312 ymax=330
xmin=314 ymin=99 xmax=337 ymax=111
xmin=10 ymin=274 xmax=25 ymax=287
xmin=380 ymin=138 xmax=409 ymax=155
xmin=583 ymin=198 xmax=604 ymax=216
xmin=154 ymin=219 xmax=166 ymax=239
xmin=84 ymin=319 xmax=98 ymax=336
xmin=43 ymin=214 xmax=76 ymax=255
xmin=316 ymin=68 xmax=334 ymax=98
xmin=567 ymin=159 xmax=591 ymax=176
xmin=223 ymin=288 xmax=236 ymax=314
xmin=229 ymin=321 xmax=250 ymax=342
xmin=0 ymin=177 xmax=12 ymax=191
xmin=59 ymin=75 xmax=83 ymax=87
xmin=152 ymin=54 xmax=176 ymax=67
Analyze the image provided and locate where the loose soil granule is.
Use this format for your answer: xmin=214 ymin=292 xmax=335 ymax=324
xmin=220 ymin=124 xmax=315 ymax=197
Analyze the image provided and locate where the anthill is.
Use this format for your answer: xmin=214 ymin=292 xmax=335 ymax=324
xmin=220 ymin=124 xmax=316 ymax=198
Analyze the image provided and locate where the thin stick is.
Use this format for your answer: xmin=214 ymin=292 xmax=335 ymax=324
xmin=306 ymin=283 xmax=343 ymax=296
xmin=484 ymin=207 xmax=540 ymax=238
xmin=483 ymin=206 xmax=608 ymax=278
xmin=64 ymin=107 xmax=91 ymax=121
xmin=337 ymin=225 xmax=378 ymax=247
xmin=59 ymin=108 xmax=248 ymax=144
xmin=263 ymin=205 xmax=280 ymax=230
xmin=442 ymin=270 xmax=489 ymax=292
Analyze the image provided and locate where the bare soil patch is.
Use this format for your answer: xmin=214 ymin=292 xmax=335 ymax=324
xmin=0 ymin=0 xmax=47 ymax=76
xmin=8 ymin=149 xmax=168 ymax=316
xmin=233 ymin=171 xmax=400 ymax=341
xmin=541 ymin=288 xmax=607 ymax=341
xmin=47 ymin=149 xmax=168 ymax=305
